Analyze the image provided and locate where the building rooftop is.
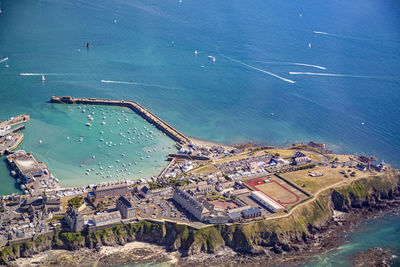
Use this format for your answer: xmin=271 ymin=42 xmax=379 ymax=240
xmin=8 ymin=151 xmax=43 ymax=176
xmin=252 ymin=191 xmax=284 ymax=210
xmin=117 ymin=196 xmax=133 ymax=208
xmin=294 ymin=151 xmax=307 ymax=158
xmin=95 ymin=181 xmax=128 ymax=191
xmin=175 ymin=188 xmax=209 ymax=214
xmin=228 ymin=212 xmax=241 ymax=219
xmin=242 ymin=207 xmax=261 ymax=217
xmin=93 ymin=211 xmax=121 ymax=223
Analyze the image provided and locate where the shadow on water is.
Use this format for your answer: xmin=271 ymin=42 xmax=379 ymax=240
xmin=1 ymin=156 xmax=22 ymax=194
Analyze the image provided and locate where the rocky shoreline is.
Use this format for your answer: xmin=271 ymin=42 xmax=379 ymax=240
xmin=1 ymin=170 xmax=399 ymax=267
xmin=10 ymin=241 xmax=178 ymax=267
xmin=6 ymin=199 xmax=400 ymax=267
xmin=352 ymin=247 xmax=396 ymax=267
xmin=177 ymin=198 xmax=400 ymax=267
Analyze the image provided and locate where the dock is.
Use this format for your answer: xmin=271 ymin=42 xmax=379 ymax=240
xmin=0 ymin=132 xmax=24 ymax=155
xmin=6 ymin=150 xmax=60 ymax=195
xmin=50 ymin=96 xmax=190 ymax=145
xmin=10 ymin=125 xmax=25 ymax=133
xmin=0 ymin=114 xmax=30 ymax=128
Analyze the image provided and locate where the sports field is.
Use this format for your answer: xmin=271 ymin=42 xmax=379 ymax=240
xmin=245 ymin=177 xmax=304 ymax=207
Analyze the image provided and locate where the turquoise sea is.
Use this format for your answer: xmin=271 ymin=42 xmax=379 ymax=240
xmin=0 ymin=0 xmax=399 ymax=265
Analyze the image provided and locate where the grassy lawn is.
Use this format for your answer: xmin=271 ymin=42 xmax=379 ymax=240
xmin=60 ymin=195 xmax=75 ymax=210
xmin=326 ymin=154 xmax=352 ymax=162
xmin=192 ymin=165 xmax=219 ymax=175
xmin=266 ymin=149 xmax=295 ymax=158
xmin=267 ymin=149 xmax=323 ymax=162
xmin=280 ymin=166 xmax=369 ymax=195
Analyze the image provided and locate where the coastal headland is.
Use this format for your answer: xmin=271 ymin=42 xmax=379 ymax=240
xmin=1 ymin=168 xmax=399 ymax=267
xmin=0 ymin=96 xmax=399 ymax=266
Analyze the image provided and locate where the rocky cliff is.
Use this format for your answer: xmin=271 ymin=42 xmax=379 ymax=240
xmin=1 ymin=169 xmax=399 ymax=265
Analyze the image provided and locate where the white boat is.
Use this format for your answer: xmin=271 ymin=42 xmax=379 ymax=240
xmin=85 ymin=123 xmax=92 ymax=127
xmin=308 ymin=42 xmax=311 ymax=48
xmin=0 ymin=125 xmax=11 ymax=136
xmin=194 ymin=50 xmax=198 ymax=55
xmin=41 ymin=75 xmax=46 ymax=81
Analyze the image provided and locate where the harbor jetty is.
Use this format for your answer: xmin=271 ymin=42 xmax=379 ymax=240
xmin=0 ymin=114 xmax=30 ymax=128
xmin=50 ymin=96 xmax=190 ymax=145
xmin=0 ymin=133 xmax=24 ymax=155
xmin=0 ymin=114 xmax=29 ymax=155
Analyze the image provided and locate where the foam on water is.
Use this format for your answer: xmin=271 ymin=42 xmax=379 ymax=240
xmin=256 ymin=61 xmax=327 ymax=70
xmin=313 ymin=31 xmax=329 ymax=35
xmin=288 ymin=72 xmax=388 ymax=79
xmin=218 ymin=52 xmax=296 ymax=84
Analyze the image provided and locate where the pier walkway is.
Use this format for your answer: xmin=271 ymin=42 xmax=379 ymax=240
xmin=0 ymin=114 xmax=30 ymax=128
xmin=50 ymin=96 xmax=190 ymax=145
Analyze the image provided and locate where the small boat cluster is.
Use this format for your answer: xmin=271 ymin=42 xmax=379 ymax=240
xmin=64 ymin=105 xmax=174 ymax=180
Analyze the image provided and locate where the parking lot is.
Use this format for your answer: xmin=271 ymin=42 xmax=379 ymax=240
xmin=136 ymin=197 xmax=191 ymax=222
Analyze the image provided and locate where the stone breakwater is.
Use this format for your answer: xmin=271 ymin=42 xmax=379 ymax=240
xmin=1 ymin=169 xmax=399 ymax=266
xmin=50 ymin=96 xmax=190 ymax=145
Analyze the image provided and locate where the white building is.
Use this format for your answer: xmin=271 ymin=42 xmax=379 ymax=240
xmin=251 ymin=191 xmax=284 ymax=213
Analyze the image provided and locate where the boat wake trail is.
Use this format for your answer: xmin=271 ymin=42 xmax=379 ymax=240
xmin=218 ymin=52 xmax=296 ymax=84
xmin=20 ymin=73 xmax=84 ymax=76
xmin=257 ymin=61 xmax=327 ymax=70
xmin=20 ymin=73 xmax=61 ymax=76
xmin=313 ymin=31 xmax=329 ymax=35
xmin=0 ymin=57 xmax=8 ymax=63
xmin=101 ymin=80 xmax=180 ymax=90
xmin=289 ymin=72 xmax=385 ymax=79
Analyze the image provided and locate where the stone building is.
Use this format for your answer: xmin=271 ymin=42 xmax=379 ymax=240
xmin=93 ymin=181 xmax=129 ymax=198
xmin=173 ymin=188 xmax=210 ymax=221
xmin=64 ymin=206 xmax=85 ymax=232
xmin=20 ymin=191 xmax=61 ymax=214
xmin=293 ymin=151 xmax=311 ymax=165
xmin=91 ymin=211 xmax=121 ymax=227
xmin=116 ymin=196 xmax=136 ymax=219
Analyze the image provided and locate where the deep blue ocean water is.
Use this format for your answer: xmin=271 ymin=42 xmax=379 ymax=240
xmin=0 ymin=0 xmax=399 ymax=265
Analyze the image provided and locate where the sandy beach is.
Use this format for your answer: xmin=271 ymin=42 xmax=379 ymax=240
xmin=189 ymin=137 xmax=235 ymax=150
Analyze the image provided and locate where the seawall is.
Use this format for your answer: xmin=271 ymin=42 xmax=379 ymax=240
xmin=50 ymin=96 xmax=190 ymax=145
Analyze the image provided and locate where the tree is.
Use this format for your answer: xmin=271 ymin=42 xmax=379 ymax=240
xmin=68 ymin=195 xmax=83 ymax=209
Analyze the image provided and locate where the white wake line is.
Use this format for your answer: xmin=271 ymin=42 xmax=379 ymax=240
xmin=101 ymin=80 xmax=180 ymax=90
xmin=218 ymin=53 xmax=296 ymax=84
xmin=256 ymin=61 xmax=326 ymax=70
xmin=21 ymin=73 xmax=61 ymax=76
xmin=20 ymin=73 xmax=84 ymax=76
xmin=289 ymin=72 xmax=385 ymax=79
xmin=0 ymin=57 xmax=8 ymax=63
xmin=313 ymin=31 xmax=329 ymax=35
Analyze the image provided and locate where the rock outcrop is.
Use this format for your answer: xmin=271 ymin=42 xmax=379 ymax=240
xmin=1 ymin=169 xmax=399 ymax=266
